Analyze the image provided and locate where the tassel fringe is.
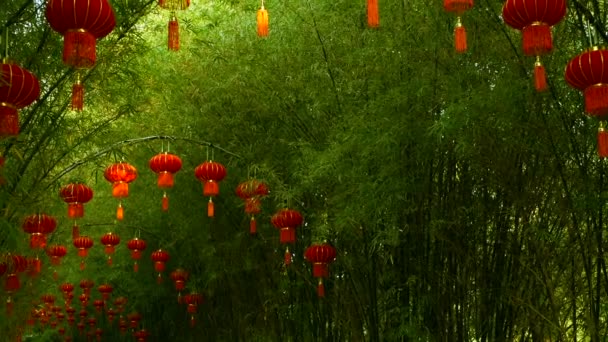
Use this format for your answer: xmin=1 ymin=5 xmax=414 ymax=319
xmin=534 ymin=60 xmax=547 ymax=92
xmin=367 ymin=0 xmax=379 ymax=28
xmin=454 ymin=21 xmax=467 ymax=53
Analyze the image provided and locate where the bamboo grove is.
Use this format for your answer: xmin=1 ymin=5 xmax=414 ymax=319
xmin=2 ymin=0 xmax=608 ymax=341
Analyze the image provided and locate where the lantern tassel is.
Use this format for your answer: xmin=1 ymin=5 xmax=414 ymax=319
xmin=107 ymin=256 xmax=113 ymax=266
xmin=133 ymin=262 xmax=139 ymax=273
xmin=454 ymin=17 xmax=467 ymax=53
xmin=208 ymin=198 xmax=214 ymax=217
xmin=80 ymin=260 xmax=85 ymax=271
xmin=162 ymin=192 xmax=169 ymax=212
xmin=6 ymin=297 xmax=13 ymax=316
xmin=116 ymin=202 xmax=124 ymax=221
xmin=284 ymin=247 xmax=291 ymax=265
xmin=317 ymin=278 xmax=325 ymax=298
xmin=534 ymin=57 xmax=547 ymax=92
xmin=190 ymin=316 xmax=196 ymax=328
xmin=257 ymin=6 xmax=269 ymax=37
xmin=367 ymin=0 xmax=379 ymax=28
xmin=168 ymin=15 xmax=179 ymax=51
xmin=157 ymin=274 xmax=163 ymax=284
xmin=599 ymin=122 xmax=608 ymax=158
xmin=71 ymin=80 xmax=84 ymax=111
xmin=177 ymin=293 xmax=182 ymax=304
xmin=250 ymin=216 xmax=257 ymax=235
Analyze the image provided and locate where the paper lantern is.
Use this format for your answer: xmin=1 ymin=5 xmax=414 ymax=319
xmin=98 ymin=284 xmax=113 ymax=301
xmin=270 ymin=208 xmax=303 ymax=265
xmin=194 ymin=160 xmax=227 ymax=217
xmin=149 ymin=152 xmax=182 ymax=211
xmin=22 ymin=213 xmax=57 ymax=250
xmin=59 ymin=183 xmax=93 ymax=219
xmin=3 ymin=254 xmax=27 ymax=315
xmin=502 ymin=0 xmax=567 ymax=91
xmin=73 ymin=236 xmax=93 ymax=270
xmin=27 ymin=256 xmax=42 ymax=277
xmin=126 ymin=237 xmax=147 ymax=272
xmin=444 ymin=0 xmax=473 ymax=53
xmin=304 ymin=243 xmax=337 ymax=297
xmin=127 ymin=312 xmax=142 ymax=329
xmin=104 ymin=162 xmax=137 ymax=220
xmin=236 ymin=179 xmax=269 ymax=234
xmin=134 ymin=328 xmax=150 ymax=342
xmin=184 ymin=292 xmax=203 ymax=327
xmin=151 ymin=249 xmax=170 ymax=283
xmin=170 ymin=268 xmax=189 ymax=303
xmin=0 ymin=61 xmax=40 ymax=137
xmin=100 ymin=232 xmax=120 ymax=265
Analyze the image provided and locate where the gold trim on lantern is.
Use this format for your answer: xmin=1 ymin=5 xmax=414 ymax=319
xmin=66 ymin=29 xmax=89 ymax=33
xmin=455 ymin=16 xmax=463 ymax=28
xmin=599 ymin=121 xmax=606 ymax=132
xmin=0 ymin=102 xmax=17 ymax=110
xmin=534 ymin=56 xmax=542 ymax=67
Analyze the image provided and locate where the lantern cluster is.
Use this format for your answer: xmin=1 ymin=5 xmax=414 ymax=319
xmin=235 ymin=179 xmax=269 ymax=234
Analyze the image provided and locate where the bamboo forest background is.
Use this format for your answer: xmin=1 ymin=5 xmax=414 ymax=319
xmin=1 ymin=0 xmax=608 ymax=341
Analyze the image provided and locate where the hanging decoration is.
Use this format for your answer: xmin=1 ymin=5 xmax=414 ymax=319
xmin=502 ymin=0 xmax=567 ymax=92
xmin=3 ymin=253 xmax=27 ymax=315
xmin=127 ymin=237 xmax=147 ymax=272
xmin=159 ymin=0 xmax=190 ymax=51
xmin=565 ymin=47 xmax=608 ymax=158
xmin=59 ymin=183 xmax=93 ymax=239
xmin=98 ymin=284 xmax=113 ymax=301
xmin=170 ymin=268 xmax=189 ymax=303
xmin=93 ymin=299 xmax=105 ymax=313
xmin=443 ymin=0 xmax=473 ymax=53
xmin=22 ymin=213 xmax=57 ymax=250
xmin=151 ymin=249 xmax=170 ymax=283
xmin=60 ymin=283 xmax=74 ymax=305
xmin=27 ymin=255 xmax=42 ymax=277
xmin=149 ymin=152 xmax=182 ymax=211
xmin=45 ymin=0 xmax=116 ymax=111
xmin=128 ymin=312 xmax=142 ymax=329
xmin=257 ymin=0 xmax=269 ymax=37
xmin=100 ymin=232 xmax=120 ymax=266
xmin=0 ymin=60 xmax=40 ymax=137
xmin=113 ymin=296 xmax=127 ymax=314
xmin=270 ymin=208 xmax=303 ymax=265
xmin=184 ymin=292 xmax=203 ymax=327
xmin=46 ymin=244 xmax=67 ymax=280
xmin=367 ymin=0 xmax=379 ymax=28
xmin=304 ymin=242 xmax=337 ymax=298
xmin=104 ymin=162 xmax=138 ymax=221
xmin=66 ymin=306 xmax=76 ymax=325
xmin=73 ymin=236 xmax=94 ymax=270
xmin=235 ymin=179 xmax=269 ymax=235
xmin=106 ymin=307 xmax=116 ymax=323
xmin=194 ymin=160 xmax=227 ymax=217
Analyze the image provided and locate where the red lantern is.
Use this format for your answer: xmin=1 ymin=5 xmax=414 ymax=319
xmin=170 ymin=268 xmax=189 ymax=303
xmin=126 ymin=237 xmax=147 ymax=272
xmin=100 ymin=232 xmax=120 ymax=265
xmin=113 ymin=297 xmax=127 ymax=314
xmin=566 ymin=47 xmax=608 ymax=157
xmin=60 ymin=283 xmax=74 ymax=304
xmin=79 ymin=294 xmax=89 ymax=309
xmin=134 ymin=328 xmax=150 ymax=342
xmin=0 ymin=61 xmax=40 ymax=137
xmin=59 ymin=183 xmax=93 ymax=219
xmin=257 ymin=2 xmax=269 ymax=37
xmin=127 ymin=312 xmax=142 ymax=329
xmin=98 ymin=284 xmax=113 ymax=301
xmin=236 ymin=179 xmax=269 ymax=235
xmin=73 ymin=236 xmax=93 ymax=270
xmin=93 ymin=299 xmax=104 ymax=313
xmin=3 ymin=254 xmax=27 ymax=315
xmin=118 ymin=317 xmax=128 ymax=334
xmin=22 ymin=213 xmax=57 ymax=249
xmin=45 ymin=0 xmax=116 ymax=111
xmin=270 ymin=208 xmax=303 ymax=265
xmin=443 ymin=0 xmax=473 ymax=53
xmin=26 ymin=256 xmax=42 ymax=277
xmin=80 ymin=279 xmax=95 ymax=297
xmin=106 ymin=307 xmax=116 ymax=322
xmin=151 ymin=249 xmax=170 ymax=283
xmin=304 ymin=243 xmax=337 ymax=298
xmin=194 ymin=160 xmax=227 ymax=217
xmin=159 ymin=0 xmax=190 ymax=51
xmin=502 ymin=0 xmax=567 ymax=91
xmin=46 ymin=244 xmax=67 ymax=279
xmin=184 ymin=292 xmax=203 ymax=327
xmin=149 ymin=152 xmax=182 ymax=211
xmin=66 ymin=306 xmax=76 ymax=323
xmin=104 ymin=162 xmax=137 ymax=220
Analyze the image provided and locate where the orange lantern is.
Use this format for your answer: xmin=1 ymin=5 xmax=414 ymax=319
xmin=149 ymin=152 xmax=182 ymax=211
xmin=104 ymin=162 xmax=137 ymax=221
xmin=194 ymin=160 xmax=227 ymax=217
xmin=367 ymin=0 xmax=379 ymax=28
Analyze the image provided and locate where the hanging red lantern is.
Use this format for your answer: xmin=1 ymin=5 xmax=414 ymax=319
xmin=151 ymin=249 xmax=170 ymax=283
xmin=502 ymin=0 xmax=566 ymax=91
xmin=159 ymin=0 xmax=190 ymax=51
xmin=80 ymin=279 xmax=95 ymax=297
xmin=79 ymin=294 xmax=89 ymax=309
xmin=59 ymin=183 xmax=93 ymax=219
xmin=170 ymin=268 xmax=189 ymax=303
xmin=22 ymin=213 xmax=57 ymax=250
xmin=257 ymin=1 xmax=269 ymax=37
xmin=46 ymin=244 xmax=67 ymax=279
xmin=304 ymin=243 xmax=337 ymax=298
xmin=184 ymin=292 xmax=203 ymax=327
xmin=100 ymin=232 xmax=120 ymax=266
xmin=66 ymin=306 xmax=76 ymax=323
xmin=118 ymin=317 xmax=128 ymax=334
xmin=26 ymin=256 xmax=42 ymax=277
xmin=113 ymin=296 xmax=127 ymax=314
xmin=0 ymin=61 xmax=40 ymax=137
xmin=270 ymin=208 xmax=303 ymax=265
xmin=134 ymin=328 xmax=150 ymax=342
xmin=45 ymin=0 xmax=116 ymax=111
xmin=3 ymin=253 xmax=27 ymax=315
xmin=149 ymin=152 xmax=182 ymax=211
xmin=93 ymin=299 xmax=104 ymax=313
xmin=104 ymin=162 xmax=137 ymax=221
xmin=566 ymin=47 xmax=608 ymax=157
xmin=106 ymin=307 xmax=116 ymax=323
xmin=367 ymin=0 xmax=379 ymax=28
xmin=194 ymin=160 xmax=227 ymax=217
xmin=98 ymin=284 xmax=113 ymax=301
xmin=127 ymin=312 xmax=142 ymax=329
xmin=73 ymin=236 xmax=94 ymax=270
xmin=443 ymin=0 xmax=473 ymax=53
xmin=236 ymin=179 xmax=269 ymax=234
xmin=126 ymin=237 xmax=147 ymax=272
xmin=60 ymin=283 xmax=74 ymax=304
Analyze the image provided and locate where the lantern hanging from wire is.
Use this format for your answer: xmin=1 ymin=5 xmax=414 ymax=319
xmin=149 ymin=152 xmax=182 ymax=211
xmin=271 ymin=208 xmax=303 ymax=265
xmin=45 ymin=0 xmax=116 ymax=111
xmin=0 ymin=60 xmax=40 ymax=137
xmin=98 ymin=284 xmax=113 ymax=301
xmin=104 ymin=162 xmax=137 ymax=221
xmin=22 ymin=213 xmax=57 ymax=250
xmin=184 ymin=292 xmax=203 ymax=327
xmin=127 ymin=237 xmax=147 ymax=272
xmin=565 ymin=47 xmax=608 ymax=158
xmin=367 ymin=0 xmax=379 ymax=28
xmin=502 ymin=0 xmax=567 ymax=92
xmin=59 ymin=183 xmax=93 ymax=239
xmin=151 ymin=249 xmax=170 ymax=283
xmin=73 ymin=236 xmax=94 ymax=270
xmin=304 ymin=242 xmax=337 ymax=298
xmin=46 ymin=244 xmax=67 ymax=280
xmin=236 ymin=179 xmax=269 ymax=235
xmin=444 ymin=0 xmax=473 ymax=53
xmin=159 ymin=0 xmax=190 ymax=51
xmin=113 ymin=296 xmax=127 ymax=314
xmin=195 ymin=160 xmax=227 ymax=217
xmin=100 ymin=232 xmax=120 ymax=266
xmin=3 ymin=253 xmax=27 ymax=315
xmin=128 ymin=312 xmax=142 ymax=330
xmin=257 ymin=0 xmax=269 ymax=37
xmin=170 ymin=268 xmax=189 ymax=303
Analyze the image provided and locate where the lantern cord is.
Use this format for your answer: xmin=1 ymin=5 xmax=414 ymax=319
xmin=2 ymin=29 xmax=7 ymax=61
